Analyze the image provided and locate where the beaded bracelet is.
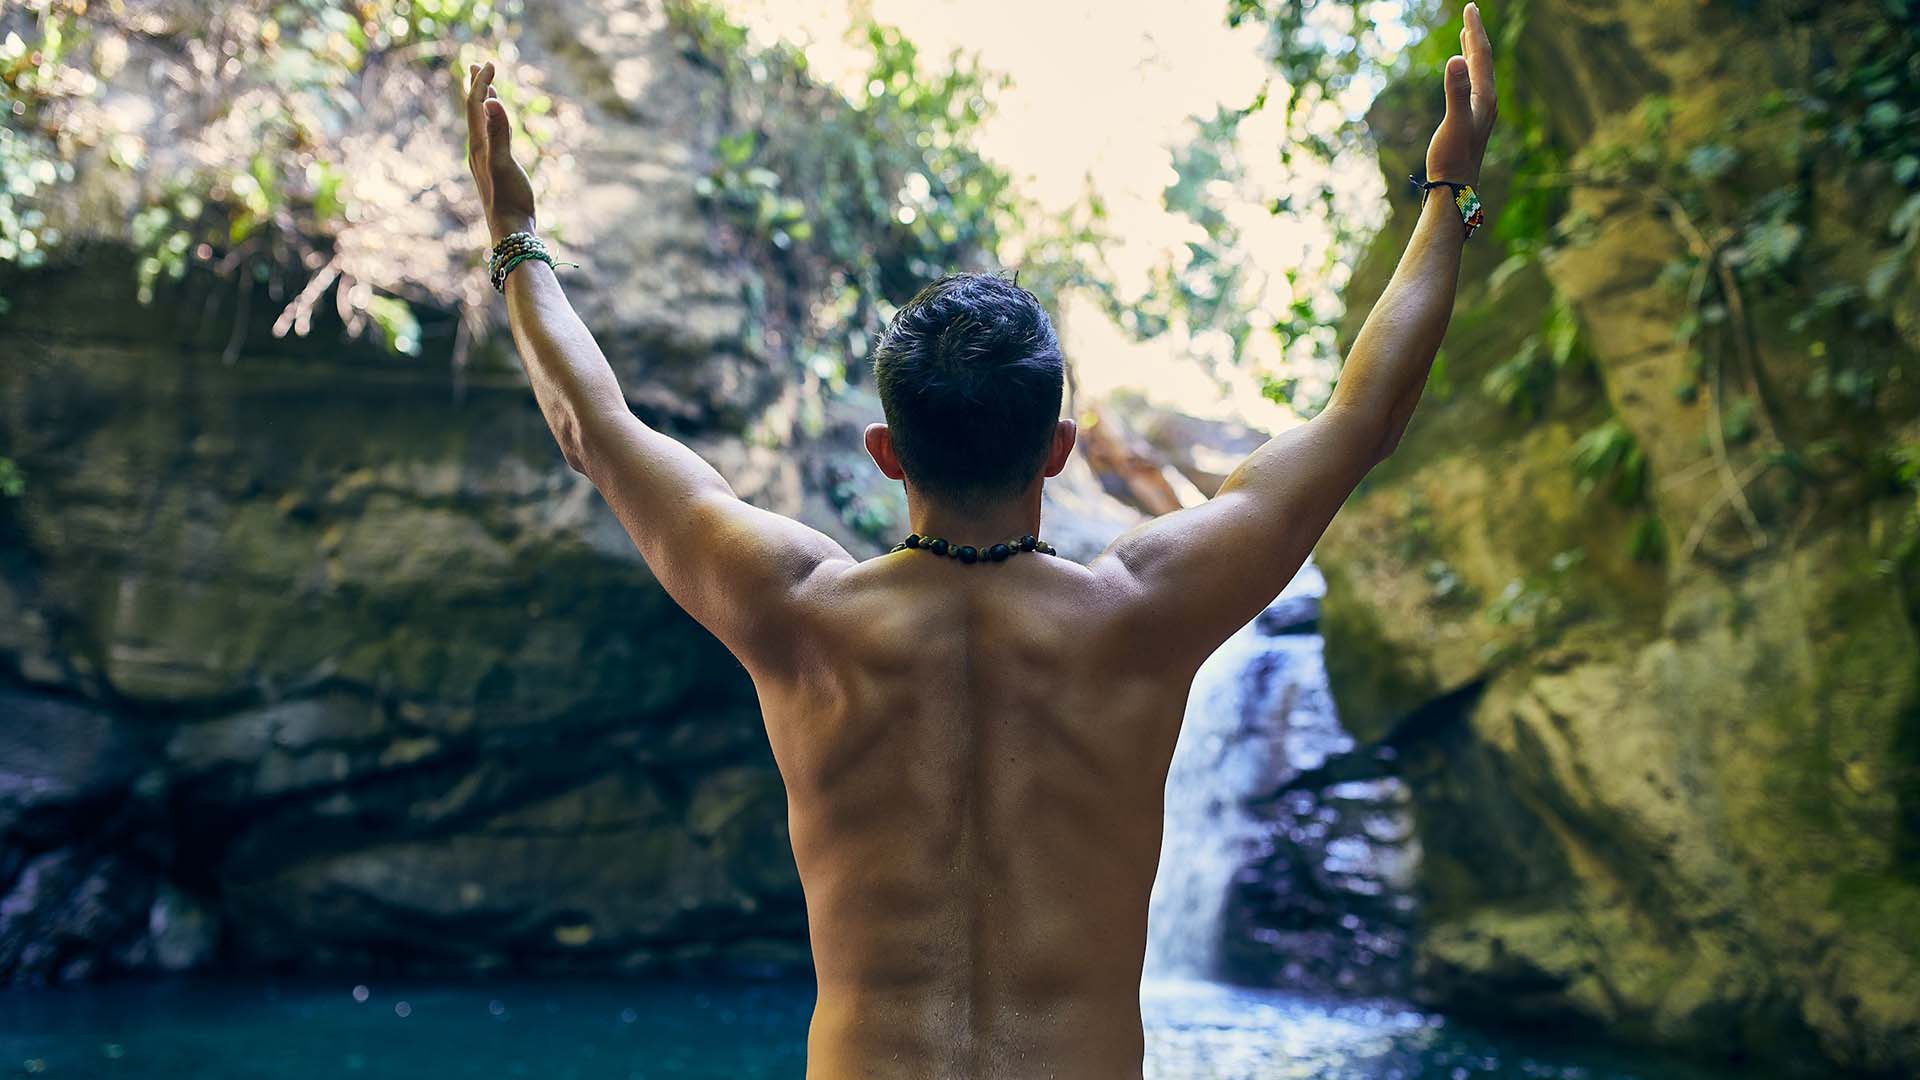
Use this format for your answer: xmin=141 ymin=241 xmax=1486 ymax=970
xmin=487 ymin=231 xmax=579 ymax=293
xmin=1408 ymin=174 xmax=1486 ymax=239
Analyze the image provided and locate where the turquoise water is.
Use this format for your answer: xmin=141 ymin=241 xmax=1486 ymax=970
xmin=0 ymin=977 xmax=1739 ymax=1079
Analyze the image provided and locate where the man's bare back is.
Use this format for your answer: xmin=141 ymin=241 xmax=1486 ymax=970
xmin=459 ymin=5 xmax=1494 ymax=1075
xmin=756 ymin=551 xmax=1187 ymax=1078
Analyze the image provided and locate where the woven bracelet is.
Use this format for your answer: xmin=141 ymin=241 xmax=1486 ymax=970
xmin=487 ymin=231 xmax=580 ymax=292
xmin=1407 ymin=174 xmax=1487 ymax=239
xmin=494 ymin=249 xmax=554 ymax=291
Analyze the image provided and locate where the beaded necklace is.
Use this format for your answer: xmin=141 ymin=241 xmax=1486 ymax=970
xmin=891 ymin=532 xmax=1056 ymax=564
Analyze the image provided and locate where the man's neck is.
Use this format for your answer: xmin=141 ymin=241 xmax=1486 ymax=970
xmin=907 ymin=491 xmax=1042 ymax=548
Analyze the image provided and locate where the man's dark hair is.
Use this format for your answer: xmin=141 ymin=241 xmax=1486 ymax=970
xmin=871 ymin=272 xmax=1065 ymax=504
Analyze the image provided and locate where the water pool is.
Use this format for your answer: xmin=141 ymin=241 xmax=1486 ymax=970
xmin=0 ymin=977 xmax=1738 ymax=1079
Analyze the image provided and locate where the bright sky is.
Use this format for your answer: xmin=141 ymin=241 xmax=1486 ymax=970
xmin=720 ymin=0 xmax=1406 ymax=429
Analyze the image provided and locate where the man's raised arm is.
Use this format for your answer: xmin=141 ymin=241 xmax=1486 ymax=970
xmin=1091 ymin=3 xmax=1498 ymax=667
xmin=462 ymin=62 xmax=853 ymax=670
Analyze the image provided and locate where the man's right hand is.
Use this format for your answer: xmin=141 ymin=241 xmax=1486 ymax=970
xmin=463 ymin=60 xmax=539 ymax=244
xmin=1424 ymin=2 xmax=1498 ymax=185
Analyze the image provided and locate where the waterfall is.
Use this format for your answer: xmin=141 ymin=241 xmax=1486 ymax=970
xmin=1143 ymin=561 xmax=1418 ymax=994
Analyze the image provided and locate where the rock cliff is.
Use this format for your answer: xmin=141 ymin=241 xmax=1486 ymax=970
xmin=0 ymin=2 xmax=1140 ymax=983
xmin=1316 ymin=0 xmax=1920 ymax=1073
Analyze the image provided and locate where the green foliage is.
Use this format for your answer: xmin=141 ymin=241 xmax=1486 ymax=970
xmin=671 ymin=1 xmax=1089 ymax=390
xmin=1559 ymin=1 xmax=1920 ymax=564
xmin=1566 ymin=417 xmax=1664 ymax=563
xmin=1481 ymin=296 xmax=1589 ymax=419
xmin=663 ymin=2 xmax=1093 ymax=541
xmin=1886 ymin=441 xmax=1920 ymax=571
xmin=1423 ymin=557 xmax=1474 ymax=606
xmin=1392 ymin=1 xmax=1917 ymax=565
xmin=1390 ymin=489 xmax=1440 ymax=561
xmin=1722 ymin=397 xmax=1756 ymax=446
xmin=1214 ymin=0 xmax=1916 ymax=572
xmin=1135 ymin=0 xmax=1584 ymax=415
xmin=1109 ymin=103 xmax=1317 ymax=392
xmin=1893 ymin=443 xmax=1920 ymax=497
xmin=1627 ymin=513 xmax=1665 ymax=563
xmin=1484 ymin=548 xmax=1587 ymax=639
xmin=825 ymin=465 xmax=899 ymax=545
xmin=1479 ymin=337 xmax=1552 ymax=418
xmin=1105 ymin=2 xmax=1460 ymax=414
xmin=1425 ymin=0 xmax=1566 ymax=253
xmin=0 ymin=6 xmax=79 ymax=292
xmin=1570 ymin=419 xmax=1648 ymax=506
xmin=1230 ymin=0 xmax=1442 ymax=171
xmin=1574 ymin=2 xmax=1920 ymax=418
xmin=1 ymin=0 xmax=572 ymax=357
xmin=0 ymin=456 xmax=23 ymax=498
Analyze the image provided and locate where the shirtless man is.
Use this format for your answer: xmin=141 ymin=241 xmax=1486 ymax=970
xmin=462 ymin=5 xmax=1495 ymax=1076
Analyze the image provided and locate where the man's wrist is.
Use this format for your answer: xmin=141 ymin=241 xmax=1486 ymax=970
xmin=490 ymin=215 xmax=537 ymax=245
xmin=1412 ymin=173 xmax=1486 ymax=241
xmin=1413 ymin=184 xmax=1471 ymax=249
xmin=1424 ymin=161 xmax=1479 ymax=186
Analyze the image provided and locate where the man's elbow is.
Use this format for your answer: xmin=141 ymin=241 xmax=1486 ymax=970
xmin=552 ymin=412 xmax=591 ymax=474
xmin=1370 ymin=395 xmax=1422 ymax=464
xmin=1315 ymin=399 xmax=1401 ymax=470
xmin=1372 ymin=421 xmax=1408 ymax=465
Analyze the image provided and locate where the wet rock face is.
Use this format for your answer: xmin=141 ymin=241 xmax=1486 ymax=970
xmin=0 ymin=253 xmax=819 ymax=981
xmin=1219 ymin=775 xmax=1417 ymax=998
xmin=1317 ymin=0 xmax=1920 ymax=1072
xmin=0 ymin=692 xmax=140 ymax=840
xmin=0 ymin=693 xmax=193 ymax=984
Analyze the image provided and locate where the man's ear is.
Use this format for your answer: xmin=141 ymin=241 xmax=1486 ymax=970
xmin=864 ymin=422 xmax=905 ymax=481
xmin=1042 ymin=417 xmax=1077 ymax=478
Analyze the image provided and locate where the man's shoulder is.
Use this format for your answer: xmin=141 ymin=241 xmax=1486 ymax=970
xmin=792 ymin=549 xmax=1133 ymax=604
xmin=780 ymin=550 xmax=1168 ymax=666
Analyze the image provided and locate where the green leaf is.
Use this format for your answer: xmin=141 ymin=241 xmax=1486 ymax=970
xmin=1891 ymin=192 xmax=1920 ymax=239
xmin=1546 ymin=301 xmax=1579 ymax=366
xmin=1742 ymin=218 xmax=1804 ymax=272
xmin=366 ymin=296 xmax=422 ymax=356
xmin=1866 ymin=250 xmax=1907 ymax=302
xmin=1724 ymin=398 xmax=1755 ymax=444
xmin=1570 ymin=418 xmax=1647 ymax=505
xmin=1685 ymin=143 xmax=1739 ymax=182
xmin=1628 ymin=514 xmax=1665 ymax=563
xmin=1487 ymin=252 xmax=1532 ymax=294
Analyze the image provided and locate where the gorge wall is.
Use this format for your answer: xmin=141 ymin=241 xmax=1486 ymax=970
xmin=1316 ymin=0 xmax=1920 ymax=1074
xmin=0 ymin=1 xmax=1144 ymax=983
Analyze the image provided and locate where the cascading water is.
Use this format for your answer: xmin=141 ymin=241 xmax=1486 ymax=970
xmin=1143 ymin=560 xmax=1420 ymax=995
xmin=1142 ymin=594 xmax=1323 ymax=978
